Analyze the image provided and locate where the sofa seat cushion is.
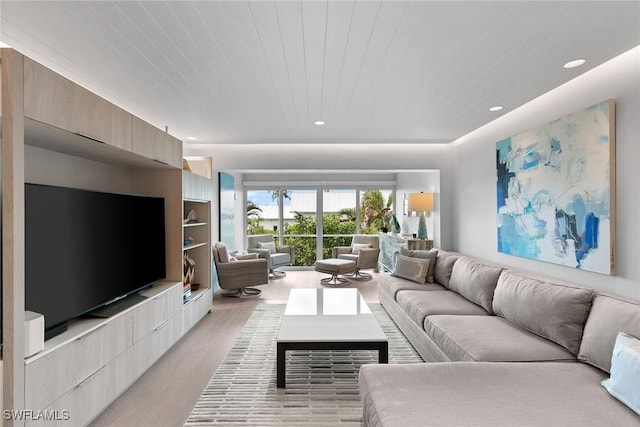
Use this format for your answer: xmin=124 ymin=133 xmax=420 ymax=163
xmin=270 ymin=252 xmax=291 ymax=265
xmin=378 ymin=274 xmax=445 ymax=299
xmin=359 ymin=362 xmax=640 ymax=427
xmin=424 ymin=315 xmax=576 ymax=362
xmin=337 ymin=253 xmax=359 ymax=262
xmin=396 ymin=291 xmax=488 ymax=328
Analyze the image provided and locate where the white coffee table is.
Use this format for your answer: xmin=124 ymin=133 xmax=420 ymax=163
xmin=276 ymin=288 xmax=388 ymax=388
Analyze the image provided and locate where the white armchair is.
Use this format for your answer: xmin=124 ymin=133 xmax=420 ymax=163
xmin=247 ymin=234 xmax=295 ymax=278
xmin=331 ymin=235 xmax=380 ymax=280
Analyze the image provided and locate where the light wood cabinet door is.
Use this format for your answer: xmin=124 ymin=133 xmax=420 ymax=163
xmin=23 ymin=57 xmax=75 ymax=132
xmin=132 ymin=116 xmax=164 ymax=161
xmin=101 ymin=311 xmax=133 ymax=363
xmin=164 ymin=133 xmax=183 ymax=168
xmin=133 ymin=291 xmax=171 ymax=343
xmin=111 ymin=105 xmax=133 ymax=151
xmin=74 ymin=84 xmax=113 ymax=143
xmin=25 ymin=324 xmax=105 ymax=410
xmin=28 ymin=349 xmax=134 ymax=427
xmin=133 ymin=316 xmax=176 ymax=378
xmin=24 ymin=57 xmax=134 ymax=150
xmin=132 ymin=116 xmax=182 ymax=167
xmin=183 ymin=289 xmax=211 ymax=334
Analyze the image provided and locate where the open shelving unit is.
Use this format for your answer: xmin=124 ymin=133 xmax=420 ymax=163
xmin=182 ymin=170 xmax=214 ymax=332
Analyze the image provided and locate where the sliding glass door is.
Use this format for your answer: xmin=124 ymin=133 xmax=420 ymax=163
xmin=282 ymin=189 xmax=317 ymax=267
xmin=322 ymin=189 xmax=356 ymax=259
xmin=246 ymin=186 xmax=395 ymax=268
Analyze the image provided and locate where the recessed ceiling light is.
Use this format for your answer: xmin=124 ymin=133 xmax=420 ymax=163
xmin=564 ymin=59 xmax=586 ymax=69
xmin=187 ymin=136 xmax=196 ymax=140
xmin=314 ymin=120 xmax=325 ymax=126
xmin=489 ymin=106 xmax=503 ymax=112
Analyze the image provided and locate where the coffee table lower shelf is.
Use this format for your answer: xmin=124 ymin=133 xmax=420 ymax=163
xmin=276 ymin=340 xmax=389 ymax=388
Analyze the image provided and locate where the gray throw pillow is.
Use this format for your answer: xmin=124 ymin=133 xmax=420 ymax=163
xmin=391 ymin=254 xmax=431 ymax=284
xmin=400 ymin=247 xmax=437 ymax=283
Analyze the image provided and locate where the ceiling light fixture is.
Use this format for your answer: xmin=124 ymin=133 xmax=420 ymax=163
xmin=489 ymin=106 xmax=503 ymax=112
xmin=564 ymin=59 xmax=586 ymax=69
xmin=187 ymin=137 xmax=196 ymax=140
xmin=314 ymin=120 xmax=325 ymax=126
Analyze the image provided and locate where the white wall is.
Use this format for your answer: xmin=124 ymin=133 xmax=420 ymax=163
xmin=450 ymin=47 xmax=640 ymax=300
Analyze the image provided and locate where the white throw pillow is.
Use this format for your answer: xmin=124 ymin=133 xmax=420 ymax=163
xmin=391 ymin=254 xmax=431 ymax=284
xmin=601 ymin=331 xmax=640 ymax=415
xmin=351 ymin=243 xmax=371 ymax=254
xmin=258 ymin=241 xmax=276 ymax=254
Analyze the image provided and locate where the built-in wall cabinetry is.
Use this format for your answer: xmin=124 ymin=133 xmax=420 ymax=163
xmin=0 ymin=49 xmax=209 ymax=426
xmin=23 ymin=56 xmax=181 ymax=168
xmin=24 ymin=282 xmax=182 ymax=427
xmin=182 ymin=171 xmax=213 ymax=335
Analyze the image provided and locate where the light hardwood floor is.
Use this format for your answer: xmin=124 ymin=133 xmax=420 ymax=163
xmin=90 ymin=270 xmax=382 ymax=427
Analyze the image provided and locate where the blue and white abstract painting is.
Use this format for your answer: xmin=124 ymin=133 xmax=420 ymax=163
xmin=496 ymin=100 xmax=615 ymax=275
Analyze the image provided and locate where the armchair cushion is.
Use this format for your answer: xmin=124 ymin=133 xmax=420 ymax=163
xmin=270 ymin=252 xmax=291 ymax=267
xmin=357 ymin=247 xmax=381 ymax=269
xmin=258 ymin=241 xmax=276 ymax=254
xmin=332 ymin=246 xmax=353 ymax=258
xmin=275 ymin=245 xmax=293 ymax=254
xmin=214 ymin=242 xmax=231 ymax=263
xmin=352 ymin=243 xmax=371 ymax=254
xmin=338 ymin=253 xmax=360 ymax=263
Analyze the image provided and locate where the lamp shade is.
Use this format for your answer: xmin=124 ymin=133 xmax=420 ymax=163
xmin=407 ymin=192 xmax=433 ymax=212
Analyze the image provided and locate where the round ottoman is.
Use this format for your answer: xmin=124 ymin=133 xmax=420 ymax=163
xmin=315 ymin=258 xmax=356 ymax=286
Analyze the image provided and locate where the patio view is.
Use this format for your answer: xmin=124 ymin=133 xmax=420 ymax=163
xmin=246 ymin=188 xmax=394 ymax=266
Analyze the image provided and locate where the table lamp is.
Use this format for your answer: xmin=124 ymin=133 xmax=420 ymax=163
xmin=407 ymin=192 xmax=433 ymax=239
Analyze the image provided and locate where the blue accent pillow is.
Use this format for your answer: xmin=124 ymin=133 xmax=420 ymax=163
xmin=601 ymin=331 xmax=640 ymax=415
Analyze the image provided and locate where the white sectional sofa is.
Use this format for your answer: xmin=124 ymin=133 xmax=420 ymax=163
xmin=359 ymin=249 xmax=640 ymax=426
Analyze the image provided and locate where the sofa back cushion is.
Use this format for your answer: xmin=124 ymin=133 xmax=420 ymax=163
xmin=492 ymin=270 xmax=592 ymax=355
xmin=448 ymin=257 xmax=503 ymax=314
xmin=433 ymin=250 xmax=460 ymax=288
xmin=578 ymin=293 xmax=640 ymax=373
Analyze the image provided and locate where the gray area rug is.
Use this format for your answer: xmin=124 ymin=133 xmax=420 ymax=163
xmin=185 ymin=302 xmax=422 ymax=426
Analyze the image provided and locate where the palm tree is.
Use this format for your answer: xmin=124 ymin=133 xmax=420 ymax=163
xmin=270 ymin=189 xmax=291 ymax=201
xmin=246 ymin=200 xmax=262 ymax=219
xmin=246 ymin=201 xmax=264 ymax=235
xmin=338 ymin=207 xmax=357 ymax=222
xmin=361 ymin=190 xmax=393 ymax=230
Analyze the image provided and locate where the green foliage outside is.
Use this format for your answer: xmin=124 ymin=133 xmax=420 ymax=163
xmin=247 ymin=190 xmax=394 ymax=266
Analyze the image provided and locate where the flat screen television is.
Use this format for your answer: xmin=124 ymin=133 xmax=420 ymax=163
xmin=25 ymin=183 xmax=166 ymax=339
